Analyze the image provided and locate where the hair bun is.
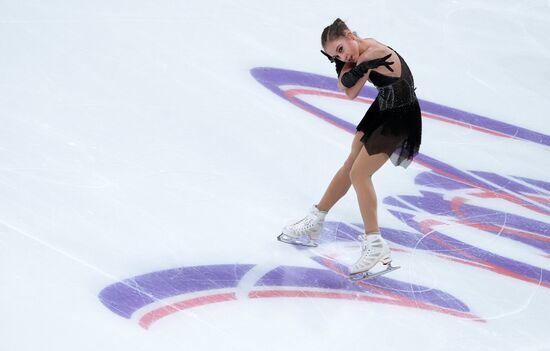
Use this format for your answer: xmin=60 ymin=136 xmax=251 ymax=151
xmin=321 ymin=18 xmax=350 ymax=48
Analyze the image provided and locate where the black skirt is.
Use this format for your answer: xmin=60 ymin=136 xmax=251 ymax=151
xmin=356 ymin=96 xmax=422 ymax=168
xmin=354 ymin=48 xmax=422 ymax=168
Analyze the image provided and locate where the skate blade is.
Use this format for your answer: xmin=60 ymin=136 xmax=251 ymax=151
xmin=277 ymin=233 xmax=318 ymax=247
xmin=349 ymin=264 xmax=400 ymax=281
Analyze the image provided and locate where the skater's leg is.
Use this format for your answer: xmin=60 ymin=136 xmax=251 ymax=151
xmin=317 ymin=132 xmax=365 ymax=212
xmin=348 ymin=147 xmax=394 ymax=276
xmin=349 ymin=148 xmax=389 ymax=233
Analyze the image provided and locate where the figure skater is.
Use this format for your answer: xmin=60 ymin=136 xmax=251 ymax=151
xmin=278 ymin=18 xmax=422 ymax=279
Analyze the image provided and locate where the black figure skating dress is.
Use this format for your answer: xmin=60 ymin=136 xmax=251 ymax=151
xmin=335 ymin=49 xmax=422 ymax=168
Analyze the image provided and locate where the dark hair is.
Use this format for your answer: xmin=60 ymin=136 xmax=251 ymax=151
xmin=321 ymin=18 xmax=349 ymax=48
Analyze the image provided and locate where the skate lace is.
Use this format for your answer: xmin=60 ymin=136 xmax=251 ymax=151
xmin=292 ymin=216 xmax=314 ymax=229
xmin=288 ymin=214 xmax=323 ymax=236
xmin=360 ymin=238 xmax=381 ymax=261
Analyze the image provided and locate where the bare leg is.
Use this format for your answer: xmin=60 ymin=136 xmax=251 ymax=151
xmin=349 ymin=148 xmax=389 ymax=233
xmin=317 ymin=132 xmax=365 ymax=212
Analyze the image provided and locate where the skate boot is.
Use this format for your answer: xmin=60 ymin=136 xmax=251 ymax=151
xmin=277 ymin=205 xmax=327 ymax=247
xmin=349 ymin=232 xmax=399 ymax=281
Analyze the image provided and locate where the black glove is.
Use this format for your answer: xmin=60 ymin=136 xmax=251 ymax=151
xmin=320 ymin=50 xmax=345 ymax=75
xmin=320 ymin=50 xmax=334 ymax=63
xmin=357 ymin=53 xmax=395 ymax=73
xmin=340 ymin=53 xmax=395 ymax=88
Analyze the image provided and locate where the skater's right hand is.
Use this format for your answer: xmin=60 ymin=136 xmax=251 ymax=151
xmin=356 ymin=53 xmax=394 ymax=73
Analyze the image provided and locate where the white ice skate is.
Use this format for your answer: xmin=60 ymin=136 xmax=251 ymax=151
xmin=277 ymin=205 xmax=327 ymax=247
xmin=349 ymin=233 xmax=400 ymax=281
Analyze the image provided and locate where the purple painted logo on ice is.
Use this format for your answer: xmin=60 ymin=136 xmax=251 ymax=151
xmin=250 ymin=67 xmax=550 ymax=285
xmin=99 ymin=248 xmax=481 ymax=330
xmin=98 ymin=67 xmax=550 ymax=329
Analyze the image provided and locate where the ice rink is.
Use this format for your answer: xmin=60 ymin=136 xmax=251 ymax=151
xmin=2 ymin=1 xmax=550 ymax=350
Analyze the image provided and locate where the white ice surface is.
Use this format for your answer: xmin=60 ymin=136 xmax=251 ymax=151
xmin=1 ymin=1 xmax=550 ymax=350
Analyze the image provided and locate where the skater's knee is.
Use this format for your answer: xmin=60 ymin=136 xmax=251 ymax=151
xmin=344 ymin=133 xmax=364 ymax=169
xmin=349 ymin=164 xmax=371 ymax=184
xmin=342 ymin=158 xmax=355 ymax=173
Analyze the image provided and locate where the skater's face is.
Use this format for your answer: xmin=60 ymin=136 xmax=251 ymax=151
xmin=323 ymin=31 xmax=359 ymax=63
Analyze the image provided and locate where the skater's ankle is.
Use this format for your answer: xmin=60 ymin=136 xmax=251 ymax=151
xmin=364 ymin=230 xmax=380 ymax=236
xmin=314 ymin=204 xmax=329 ymax=213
